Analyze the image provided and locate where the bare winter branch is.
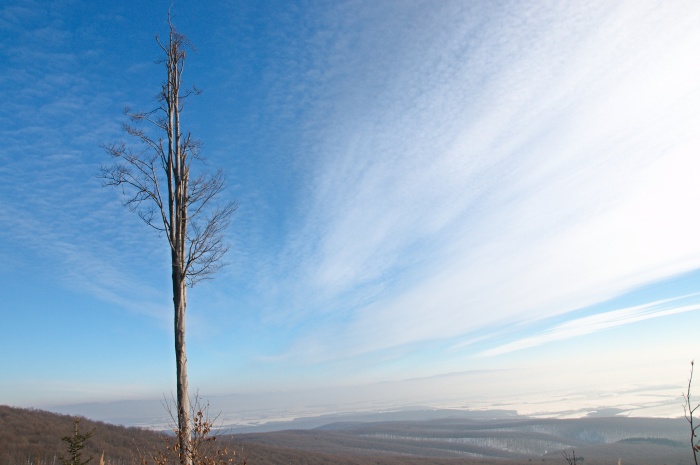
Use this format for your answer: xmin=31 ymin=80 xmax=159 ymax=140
xmin=684 ymin=361 xmax=700 ymax=465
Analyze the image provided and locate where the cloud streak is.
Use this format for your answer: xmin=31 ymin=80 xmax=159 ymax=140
xmin=480 ymin=294 xmax=700 ymax=357
xmin=262 ymin=0 xmax=700 ymax=361
xmin=0 ymin=1 xmax=174 ymax=323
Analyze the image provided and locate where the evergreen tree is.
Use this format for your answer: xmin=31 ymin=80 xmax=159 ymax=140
xmin=59 ymin=419 xmax=94 ymax=465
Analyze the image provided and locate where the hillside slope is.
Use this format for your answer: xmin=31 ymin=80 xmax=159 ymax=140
xmin=0 ymin=406 xmax=531 ymax=465
xmin=0 ymin=405 xmax=166 ymax=465
xmin=1 ymin=405 xmax=695 ymax=465
xmin=232 ymin=415 xmax=693 ymax=464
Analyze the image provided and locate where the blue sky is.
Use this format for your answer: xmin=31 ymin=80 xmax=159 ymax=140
xmin=2 ymin=0 xmax=700 ymax=424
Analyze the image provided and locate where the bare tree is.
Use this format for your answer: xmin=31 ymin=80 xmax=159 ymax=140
xmin=142 ymin=395 xmax=246 ymax=465
xmin=684 ymin=360 xmax=700 ymax=465
xmin=100 ymin=18 xmax=236 ymax=465
xmin=562 ymin=449 xmax=581 ymax=465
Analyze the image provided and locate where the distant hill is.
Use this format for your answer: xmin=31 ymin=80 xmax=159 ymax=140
xmin=1 ymin=404 xmax=695 ymax=465
xmin=0 ymin=405 xmax=166 ymax=465
xmin=231 ymin=415 xmax=694 ymax=464
xmin=0 ymin=405 xmax=528 ymax=465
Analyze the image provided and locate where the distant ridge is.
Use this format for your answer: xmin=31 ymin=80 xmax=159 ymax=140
xmin=229 ymin=415 xmax=693 ymax=464
xmin=222 ymin=407 xmax=522 ymax=433
xmin=2 ymin=404 xmax=694 ymax=465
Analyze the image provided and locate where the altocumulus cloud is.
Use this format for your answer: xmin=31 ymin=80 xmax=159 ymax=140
xmin=260 ymin=0 xmax=700 ymax=362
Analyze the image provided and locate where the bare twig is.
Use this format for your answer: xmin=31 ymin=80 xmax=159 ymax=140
xmin=141 ymin=394 xmax=246 ymax=465
xmin=562 ymin=449 xmax=581 ymax=465
xmin=684 ymin=360 xmax=700 ymax=465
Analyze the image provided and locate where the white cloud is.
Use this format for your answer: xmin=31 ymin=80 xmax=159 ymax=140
xmin=481 ymin=295 xmax=700 ymax=357
xmin=269 ymin=0 xmax=700 ymax=360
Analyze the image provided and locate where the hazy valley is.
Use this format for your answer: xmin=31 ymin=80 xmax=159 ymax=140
xmin=1 ymin=405 xmax=694 ymax=465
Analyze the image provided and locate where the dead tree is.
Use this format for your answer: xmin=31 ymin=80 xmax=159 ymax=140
xmin=562 ymin=449 xmax=581 ymax=465
xmin=684 ymin=361 xmax=700 ymax=465
xmin=142 ymin=395 xmax=246 ymax=465
xmin=100 ymin=18 xmax=236 ymax=465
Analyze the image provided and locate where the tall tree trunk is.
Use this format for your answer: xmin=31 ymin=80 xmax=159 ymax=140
xmin=167 ymin=23 xmax=192 ymax=465
xmin=173 ymin=267 xmax=191 ymax=465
